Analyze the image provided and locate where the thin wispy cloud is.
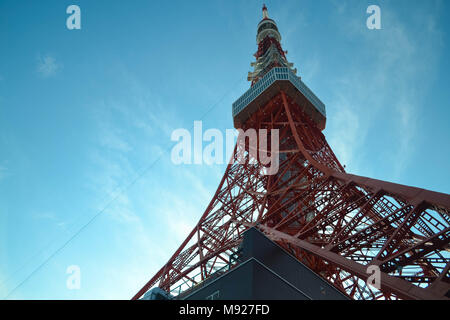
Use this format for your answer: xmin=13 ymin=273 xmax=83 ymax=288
xmin=36 ymin=54 xmax=61 ymax=78
xmin=322 ymin=3 xmax=442 ymax=181
xmin=81 ymin=64 xmax=231 ymax=296
xmin=33 ymin=212 xmax=68 ymax=230
xmin=0 ymin=165 xmax=8 ymax=181
xmin=89 ymin=59 xmax=234 ymax=243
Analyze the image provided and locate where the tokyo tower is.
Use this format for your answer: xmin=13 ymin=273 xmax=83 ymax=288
xmin=133 ymin=5 xmax=450 ymax=300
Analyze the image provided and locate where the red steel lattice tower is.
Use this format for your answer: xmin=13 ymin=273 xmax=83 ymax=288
xmin=133 ymin=5 xmax=450 ymax=300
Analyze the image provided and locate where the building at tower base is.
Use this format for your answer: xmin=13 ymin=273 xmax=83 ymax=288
xmin=142 ymin=228 xmax=348 ymax=300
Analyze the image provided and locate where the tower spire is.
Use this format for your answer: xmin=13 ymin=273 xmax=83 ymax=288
xmin=262 ymin=4 xmax=269 ymax=19
xmin=248 ymin=4 xmax=297 ymax=85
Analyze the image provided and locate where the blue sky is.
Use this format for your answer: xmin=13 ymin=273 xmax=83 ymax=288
xmin=0 ymin=0 xmax=449 ymax=299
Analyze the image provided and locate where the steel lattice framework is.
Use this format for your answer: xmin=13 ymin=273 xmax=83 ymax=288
xmin=133 ymin=91 xmax=450 ymax=300
xmin=133 ymin=6 xmax=450 ymax=300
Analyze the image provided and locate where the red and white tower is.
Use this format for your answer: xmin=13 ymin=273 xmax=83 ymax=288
xmin=133 ymin=5 xmax=450 ymax=300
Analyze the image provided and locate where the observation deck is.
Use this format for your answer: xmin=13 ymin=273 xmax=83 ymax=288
xmin=232 ymin=67 xmax=327 ymax=130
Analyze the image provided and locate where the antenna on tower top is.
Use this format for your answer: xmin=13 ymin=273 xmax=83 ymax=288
xmin=262 ymin=4 xmax=269 ymax=19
